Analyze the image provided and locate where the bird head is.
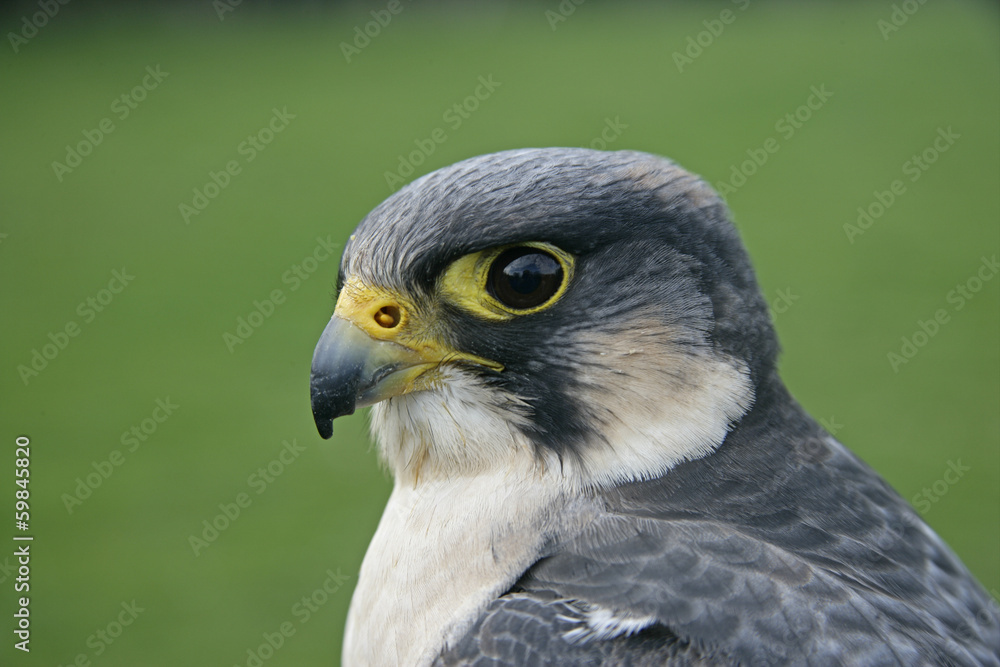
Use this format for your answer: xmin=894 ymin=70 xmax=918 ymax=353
xmin=310 ymin=148 xmax=775 ymax=487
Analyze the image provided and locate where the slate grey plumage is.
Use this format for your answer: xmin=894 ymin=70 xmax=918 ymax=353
xmin=437 ymin=382 xmax=999 ymax=665
xmin=310 ymin=148 xmax=1000 ymax=666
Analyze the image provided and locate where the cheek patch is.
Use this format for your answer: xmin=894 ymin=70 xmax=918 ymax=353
xmin=569 ymin=322 xmax=754 ymax=488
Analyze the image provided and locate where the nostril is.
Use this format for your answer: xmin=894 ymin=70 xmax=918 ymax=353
xmin=374 ymin=305 xmax=401 ymax=329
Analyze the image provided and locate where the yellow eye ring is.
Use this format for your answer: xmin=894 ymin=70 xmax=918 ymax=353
xmin=440 ymin=242 xmax=575 ymax=320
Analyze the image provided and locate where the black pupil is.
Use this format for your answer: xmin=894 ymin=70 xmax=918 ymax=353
xmin=488 ymin=248 xmax=563 ymax=310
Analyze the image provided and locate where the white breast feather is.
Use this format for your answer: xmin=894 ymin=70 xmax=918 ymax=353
xmin=343 ymin=371 xmax=574 ymax=666
xmin=343 ymin=347 xmax=752 ymax=665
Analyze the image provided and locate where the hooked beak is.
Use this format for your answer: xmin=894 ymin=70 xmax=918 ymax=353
xmin=310 ymin=315 xmax=431 ymax=439
xmin=309 ymin=280 xmax=502 ymax=439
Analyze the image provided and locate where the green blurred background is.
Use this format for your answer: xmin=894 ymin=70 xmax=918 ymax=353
xmin=1 ymin=1 xmax=997 ymax=665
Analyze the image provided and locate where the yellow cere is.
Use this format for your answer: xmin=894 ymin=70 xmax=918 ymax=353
xmin=335 ymin=278 xmax=416 ymax=342
xmin=334 ymin=276 xmax=504 ymax=372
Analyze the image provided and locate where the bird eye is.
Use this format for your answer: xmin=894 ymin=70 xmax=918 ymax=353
xmin=487 ymin=247 xmax=564 ymax=310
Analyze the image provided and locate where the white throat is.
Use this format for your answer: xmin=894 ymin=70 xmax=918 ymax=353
xmin=342 ymin=351 xmax=752 ymax=665
xmin=342 ymin=398 xmax=571 ymax=665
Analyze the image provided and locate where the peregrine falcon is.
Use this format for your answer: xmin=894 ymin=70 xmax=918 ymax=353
xmin=309 ymin=148 xmax=1000 ymax=666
